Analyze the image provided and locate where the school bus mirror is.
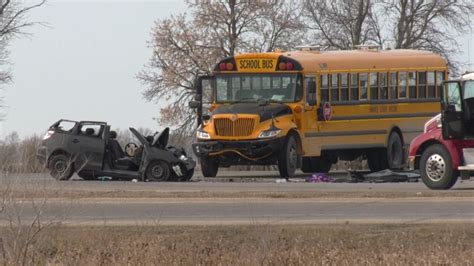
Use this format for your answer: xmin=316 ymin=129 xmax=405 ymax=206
xmin=202 ymin=114 xmax=211 ymax=121
xmin=189 ymin=100 xmax=201 ymax=109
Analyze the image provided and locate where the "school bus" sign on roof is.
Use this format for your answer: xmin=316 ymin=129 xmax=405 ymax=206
xmin=236 ymin=58 xmax=277 ymax=72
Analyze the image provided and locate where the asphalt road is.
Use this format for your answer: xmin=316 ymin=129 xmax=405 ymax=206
xmin=2 ymin=171 xmax=474 ymax=194
xmin=1 ymin=171 xmax=473 ymax=225
xmin=3 ymin=198 xmax=473 ymax=225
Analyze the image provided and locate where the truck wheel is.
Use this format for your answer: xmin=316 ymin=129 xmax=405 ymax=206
xmin=278 ymin=135 xmax=298 ymax=178
xmin=146 ymin=161 xmax=170 ymax=182
xmin=201 ymin=157 xmax=218 ymax=177
xmin=367 ymin=149 xmax=389 ymax=172
xmin=387 ymin=132 xmax=403 ymax=169
xmin=301 ymin=157 xmax=331 ymax=173
xmin=48 ymin=154 xmax=74 ymax=181
xmin=420 ymin=144 xmax=458 ymax=190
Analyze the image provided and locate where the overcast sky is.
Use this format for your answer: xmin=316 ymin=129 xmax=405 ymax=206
xmin=0 ymin=0 xmax=187 ymax=138
xmin=1 ymin=0 xmax=474 ymax=138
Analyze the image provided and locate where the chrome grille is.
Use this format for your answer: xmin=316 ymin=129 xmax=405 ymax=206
xmin=214 ymin=118 xmax=255 ymax=137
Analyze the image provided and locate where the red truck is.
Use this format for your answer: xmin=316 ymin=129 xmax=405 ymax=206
xmin=409 ymin=74 xmax=474 ymax=189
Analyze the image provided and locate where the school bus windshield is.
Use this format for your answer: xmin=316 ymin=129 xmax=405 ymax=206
xmin=215 ymin=74 xmax=302 ymax=103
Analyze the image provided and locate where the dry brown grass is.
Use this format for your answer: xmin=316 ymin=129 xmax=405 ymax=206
xmin=1 ymin=223 xmax=472 ymax=265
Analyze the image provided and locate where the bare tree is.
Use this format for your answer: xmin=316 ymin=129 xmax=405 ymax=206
xmin=137 ymin=14 xmax=218 ymax=136
xmin=303 ymin=0 xmax=380 ymax=49
xmin=383 ymin=0 xmax=474 ymax=74
xmin=138 ymin=0 xmax=305 ymax=135
xmin=252 ymin=0 xmax=307 ymax=52
xmin=303 ymin=0 xmax=474 ymax=73
xmin=0 ymin=0 xmax=46 ymax=120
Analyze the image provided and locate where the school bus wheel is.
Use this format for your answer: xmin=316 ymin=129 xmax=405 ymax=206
xmin=278 ymin=135 xmax=299 ymax=178
xmin=200 ymin=156 xmax=218 ymax=177
xmin=387 ymin=132 xmax=404 ymax=169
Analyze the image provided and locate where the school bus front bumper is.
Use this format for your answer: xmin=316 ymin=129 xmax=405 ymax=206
xmin=192 ymin=137 xmax=285 ymax=159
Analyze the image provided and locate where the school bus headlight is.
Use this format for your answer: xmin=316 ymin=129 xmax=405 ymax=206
xmin=258 ymin=128 xmax=281 ymax=139
xmin=196 ymin=130 xmax=211 ymax=139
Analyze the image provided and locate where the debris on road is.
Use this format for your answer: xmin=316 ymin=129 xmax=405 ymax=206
xmin=348 ymin=170 xmax=420 ymax=183
xmin=306 ymin=173 xmax=335 ymax=183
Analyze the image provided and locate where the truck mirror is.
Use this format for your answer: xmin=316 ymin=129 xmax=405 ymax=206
xmin=189 ymin=101 xmax=200 ymax=109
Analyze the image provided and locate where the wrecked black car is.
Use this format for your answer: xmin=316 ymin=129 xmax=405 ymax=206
xmin=36 ymin=119 xmax=195 ymax=181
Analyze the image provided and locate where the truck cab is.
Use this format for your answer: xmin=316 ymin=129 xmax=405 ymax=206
xmin=409 ymin=73 xmax=474 ymax=189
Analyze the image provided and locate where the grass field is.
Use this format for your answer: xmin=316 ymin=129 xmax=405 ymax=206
xmin=1 ymin=224 xmax=472 ymax=265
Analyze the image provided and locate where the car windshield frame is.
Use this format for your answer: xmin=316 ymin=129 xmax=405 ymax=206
xmin=214 ymin=73 xmax=303 ymax=104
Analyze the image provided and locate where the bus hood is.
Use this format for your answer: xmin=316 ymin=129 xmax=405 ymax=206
xmin=212 ymin=103 xmax=292 ymax=122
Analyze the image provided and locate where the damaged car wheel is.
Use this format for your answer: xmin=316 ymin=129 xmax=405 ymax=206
xmin=146 ymin=160 xmax=170 ymax=182
xmin=48 ymin=154 xmax=74 ymax=181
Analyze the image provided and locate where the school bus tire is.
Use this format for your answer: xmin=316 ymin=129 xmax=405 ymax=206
xmin=278 ymin=135 xmax=298 ymax=178
xmin=387 ymin=132 xmax=404 ymax=169
xmin=201 ymin=156 xmax=218 ymax=177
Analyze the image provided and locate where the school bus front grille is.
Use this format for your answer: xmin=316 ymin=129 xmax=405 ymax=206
xmin=214 ymin=118 xmax=256 ymax=137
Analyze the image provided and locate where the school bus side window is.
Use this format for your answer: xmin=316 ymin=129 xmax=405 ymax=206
xmin=305 ymin=76 xmax=317 ymax=105
xmin=360 ymin=73 xmax=368 ymax=100
xmin=380 ymin=72 xmax=388 ymax=100
xmin=408 ymin=71 xmax=416 ymax=98
xmin=399 ymin=71 xmax=407 ymax=98
xmin=389 ymin=72 xmax=397 ymax=99
xmin=350 ymin=73 xmax=359 ymax=100
xmin=330 ymin=73 xmax=339 ymax=102
xmin=340 ymin=73 xmax=348 ymax=101
xmin=369 ymin=72 xmax=378 ymax=100
xmin=417 ymin=72 xmax=426 ymax=98
xmin=320 ymin=74 xmax=329 ymax=102
xmin=427 ymin=71 xmax=436 ymax=98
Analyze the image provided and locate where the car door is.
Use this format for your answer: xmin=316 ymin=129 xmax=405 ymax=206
xmin=72 ymin=122 xmax=107 ymax=171
xmin=441 ymin=81 xmax=464 ymax=140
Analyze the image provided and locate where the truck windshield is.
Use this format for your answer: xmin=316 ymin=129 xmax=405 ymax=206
xmin=215 ymin=74 xmax=302 ymax=103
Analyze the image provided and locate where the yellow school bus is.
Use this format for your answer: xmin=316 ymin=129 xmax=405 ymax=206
xmin=190 ymin=47 xmax=448 ymax=178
